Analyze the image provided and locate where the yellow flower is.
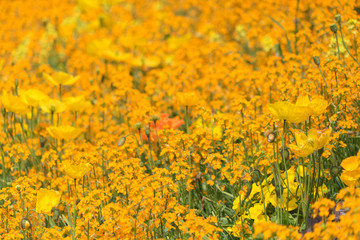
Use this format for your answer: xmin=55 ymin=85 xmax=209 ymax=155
xmin=43 ymin=71 xmax=79 ymax=86
xmin=40 ymin=98 xmax=67 ymax=114
xmin=340 ymin=151 xmax=360 ymax=186
xmin=289 ymin=130 xmax=315 ymax=157
xmin=1 ymin=91 xmax=29 ymax=115
xmin=46 ymin=126 xmax=82 ymax=140
xmin=63 ymin=161 xmax=92 ymax=179
xmin=307 ymin=128 xmax=332 ymax=150
xmin=295 ymin=96 xmax=328 ymax=116
xmin=36 ymin=189 xmax=61 ymax=214
xmin=21 ymin=89 xmax=49 ymax=107
xmin=268 ymin=101 xmax=312 ymax=123
xmin=177 ymin=92 xmax=198 ymax=107
xmin=249 ymin=203 xmax=267 ymax=223
xmin=63 ymin=96 xmax=90 ymax=112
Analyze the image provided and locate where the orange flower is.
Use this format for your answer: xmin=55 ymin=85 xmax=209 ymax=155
xmin=142 ymin=113 xmax=184 ymax=141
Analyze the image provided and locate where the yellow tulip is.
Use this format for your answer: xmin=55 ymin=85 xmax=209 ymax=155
xmin=36 ymin=189 xmax=61 ymax=214
xmin=1 ymin=91 xmax=29 ymax=115
xmin=268 ymin=101 xmax=312 ymax=123
xmin=63 ymin=161 xmax=92 ymax=179
xmin=43 ymin=71 xmax=79 ymax=86
xmin=295 ymin=95 xmax=328 ymax=116
xmin=46 ymin=125 xmax=82 ymax=140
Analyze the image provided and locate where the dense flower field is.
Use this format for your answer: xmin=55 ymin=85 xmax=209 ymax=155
xmin=1 ymin=0 xmax=360 ymax=239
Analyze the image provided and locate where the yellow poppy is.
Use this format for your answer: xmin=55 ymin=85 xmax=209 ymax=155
xmin=288 ymin=130 xmax=315 ymax=157
xmin=40 ymin=98 xmax=67 ymax=114
xmin=307 ymin=128 xmax=332 ymax=150
xmin=46 ymin=125 xmax=82 ymax=140
xmin=1 ymin=91 xmax=29 ymax=115
xmin=63 ymin=96 xmax=90 ymax=112
xmin=43 ymin=71 xmax=79 ymax=86
xmin=340 ymin=151 xmax=360 ymax=186
xmin=21 ymin=89 xmax=49 ymax=107
xmin=63 ymin=161 xmax=92 ymax=179
xmin=177 ymin=92 xmax=198 ymax=107
xmin=295 ymin=96 xmax=328 ymax=116
xmin=36 ymin=189 xmax=61 ymax=214
xmin=268 ymin=101 xmax=312 ymax=123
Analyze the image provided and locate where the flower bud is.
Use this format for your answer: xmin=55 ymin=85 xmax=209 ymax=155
xmin=313 ymin=56 xmax=320 ymax=66
xmin=275 ymin=184 xmax=283 ymax=198
xmin=145 ymin=128 xmax=151 ymax=137
xmin=117 ymin=137 xmax=126 ymax=146
xmin=282 ymin=147 xmax=290 ymax=161
xmin=150 ymin=115 xmax=160 ymax=122
xmin=266 ymin=130 xmax=276 ymax=143
xmin=330 ymin=23 xmax=338 ymax=33
xmin=15 ymin=185 xmax=21 ymax=191
xmin=250 ymin=169 xmax=262 ymax=183
xmin=52 ymin=208 xmax=60 ymax=222
xmin=335 ymin=14 xmax=341 ymax=24
xmin=330 ymin=166 xmax=340 ymax=178
xmin=20 ymin=218 xmax=31 ymax=230
xmin=132 ymin=122 xmax=143 ymax=130
xmin=244 ymin=181 xmax=253 ymax=199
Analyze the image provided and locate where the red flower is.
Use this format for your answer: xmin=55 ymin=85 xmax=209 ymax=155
xmin=142 ymin=113 xmax=184 ymax=142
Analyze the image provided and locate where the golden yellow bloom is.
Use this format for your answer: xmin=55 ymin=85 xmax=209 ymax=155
xmin=1 ymin=91 xmax=29 ymax=115
xmin=177 ymin=92 xmax=198 ymax=107
xmin=289 ymin=130 xmax=315 ymax=157
xmin=63 ymin=161 xmax=92 ymax=179
xmin=40 ymin=98 xmax=67 ymax=114
xmin=21 ymin=89 xmax=49 ymax=107
xmin=63 ymin=96 xmax=90 ymax=112
xmin=46 ymin=125 xmax=82 ymax=140
xmin=340 ymin=151 xmax=360 ymax=186
xmin=307 ymin=128 xmax=332 ymax=150
xmin=36 ymin=189 xmax=61 ymax=214
xmin=43 ymin=71 xmax=79 ymax=86
xmin=295 ymin=96 xmax=328 ymax=116
xmin=268 ymin=101 xmax=312 ymax=123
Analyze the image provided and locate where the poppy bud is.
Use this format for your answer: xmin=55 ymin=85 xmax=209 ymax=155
xmin=250 ymin=169 xmax=262 ymax=183
xmin=313 ymin=56 xmax=320 ymax=66
xmin=150 ymin=115 xmax=160 ymax=122
xmin=282 ymin=147 xmax=290 ymax=161
xmin=335 ymin=14 xmax=341 ymax=24
xmin=244 ymin=181 xmax=253 ymax=199
xmin=52 ymin=208 xmax=60 ymax=222
xmin=330 ymin=166 xmax=340 ymax=178
xmin=132 ymin=122 xmax=143 ymax=130
xmin=234 ymin=137 xmax=243 ymax=144
xmin=266 ymin=130 xmax=276 ymax=143
xmin=275 ymin=184 xmax=283 ymax=198
xmin=20 ymin=218 xmax=31 ymax=230
xmin=15 ymin=185 xmax=21 ymax=191
xmin=8 ymin=128 xmax=13 ymax=136
xmin=330 ymin=23 xmax=338 ymax=33
xmin=145 ymin=128 xmax=151 ymax=137
xmin=318 ymin=148 xmax=324 ymax=156
xmin=117 ymin=137 xmax=126 ymax=146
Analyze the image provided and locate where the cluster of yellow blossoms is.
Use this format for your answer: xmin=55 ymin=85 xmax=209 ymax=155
xmin=0 ymin=0 xmax=360 ymax=239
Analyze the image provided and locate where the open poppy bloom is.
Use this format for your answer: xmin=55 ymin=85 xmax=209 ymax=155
xmin=141 ymin=113 xmax=184 ymax=142
xmin=36 ymin=189 xmax=61 ymax=214
xmin=43 ymin=71 xmax=79 ymax=86
xmin=340 ymin=150 xmax=360 ymax=186
xmin=1 ymin=91 xmax=30 ymax=115
xmin=47 ymin=125 xmax=83 ymax=140
xmin=63 ymin=161 xmax=92 ymax=179
xmin=21 ymin=89 xmax=49 ymax=107
xmin=289 ymin=128 xmax=331 ymax=157
xmin=295 ymin=96 xmax=329 ymax=116
xmin=268 ymin=101 xmax=312 ymax=123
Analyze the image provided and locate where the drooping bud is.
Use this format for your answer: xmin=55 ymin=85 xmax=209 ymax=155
xmin=275 ymin=184 xmax=283 ymax=198
xmin=330 ymin=23 xmax=338 ymax=33
xmin=15 ymin=185 xmax=21 ymax=191
xmin=335 ymin=14 xmax=341 ymax=24
xmin=313 ymin=56 xmax=320 ymax=66
xmin=20 ymin=218 xmax=31 ymax=230
xmin=52 ymin=208 xmax=60 ymax=222
xmin=282 ymin=147 xmax=290 ymax=161
xmin=330 ymin=166 xmax=340 ymax=178
xmin=117 ymin=137 xmax=126 ymax=146
xmin=266 ymin=130 xmax=277 ymax=143
xmin=250 ymin=169 xmax=262 ymax=183
xmin=244 ymin=181 xmax=253 ymax=199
